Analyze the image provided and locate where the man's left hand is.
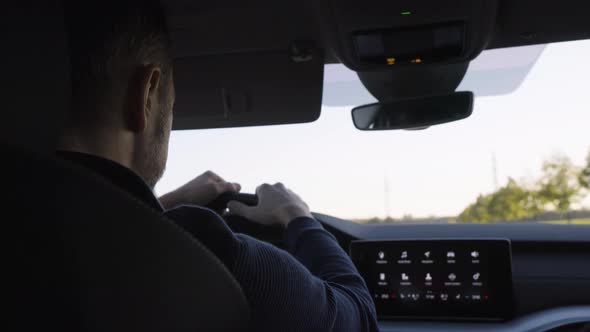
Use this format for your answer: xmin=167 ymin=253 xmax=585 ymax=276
xmin=159 ymin=171 xmax=241 ymax=209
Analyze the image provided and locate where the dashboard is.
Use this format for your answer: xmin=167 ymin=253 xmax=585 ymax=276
xmin=314 ymin=214 xmax=590 ymax=332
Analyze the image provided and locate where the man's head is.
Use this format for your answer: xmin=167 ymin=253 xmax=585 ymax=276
xmin=62 ymin=0 xmax=175 ymax=188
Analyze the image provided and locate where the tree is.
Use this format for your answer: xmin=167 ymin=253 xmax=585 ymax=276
xmin=457 ymin=153 xmax=589 ymax=224
xmin=457 ymin=178 xmax=541 ymax=223
xmin=458 ymin=194 xmax=492 ymax=223
xmin=580 ymin=150 xmax=590 ymax=190
xmin=488 ymin=178 xmax=542 ymax=221
xmin=537 ymin=155 xmax=582 ymax=213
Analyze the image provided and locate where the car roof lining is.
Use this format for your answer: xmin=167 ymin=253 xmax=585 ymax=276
xmin=161 ymin=0 xmax=590 ymax=131
xmin=164 ymin=0 xmax=590 ymax=61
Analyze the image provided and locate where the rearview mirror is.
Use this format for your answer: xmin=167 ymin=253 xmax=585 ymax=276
xmin=352 ymin=92 xmax=474 ymax=131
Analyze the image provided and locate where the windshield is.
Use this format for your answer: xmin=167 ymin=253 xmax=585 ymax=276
xmin=157 ymin=40 xmax=590 ymax=225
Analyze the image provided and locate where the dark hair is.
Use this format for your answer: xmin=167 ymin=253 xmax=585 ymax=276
xmin=65 ymin=0 xmax=172 ymax=125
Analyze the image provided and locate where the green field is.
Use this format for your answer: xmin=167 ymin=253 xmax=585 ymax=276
xmin=542 ymin=219 xmax=590 ymax=225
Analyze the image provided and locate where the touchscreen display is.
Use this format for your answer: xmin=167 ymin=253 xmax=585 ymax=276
xmin=350 ymin=240 xmax=513 ymax=321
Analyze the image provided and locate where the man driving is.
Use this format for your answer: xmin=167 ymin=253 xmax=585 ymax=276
xmin=58 ymin=1 xmax=378 ymax=331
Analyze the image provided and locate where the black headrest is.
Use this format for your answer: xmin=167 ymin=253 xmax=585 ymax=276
xmin=1 ymin=1 xmax=70 ymax=153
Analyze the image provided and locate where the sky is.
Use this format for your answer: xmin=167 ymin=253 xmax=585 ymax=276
xmin=156 ymin=40 xmax=590 ymax=220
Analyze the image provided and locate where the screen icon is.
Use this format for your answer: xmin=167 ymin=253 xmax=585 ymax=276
xmin=425 ymin=273 xmax=432 ymax=281
xmin=447 ymin=251 xmax=455 ymax=258
xmin=401 ymin=273 xmax=409 ymax=281
xmin=471 ymin=251 xmax=480 ymax=258
xmin=378 ymin=251 xmax=385 ymax=260
xmin=379 ymin=273 xmax=386 ymax=281
xmin=400 ymin=251 xmax=408 ymax=259
xmin=448 ymin=273 xmax=457 ymax=281
xmin=473 ymin=272 xmax=481 ymax=281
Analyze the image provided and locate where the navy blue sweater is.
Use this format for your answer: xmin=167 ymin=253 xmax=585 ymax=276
xmin=58 ymin=152 xmax=379 ymax=331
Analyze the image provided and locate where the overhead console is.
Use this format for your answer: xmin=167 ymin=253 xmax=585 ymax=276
xmin=319 ymin=0 xmax=499 ymax=71
xmin=354 ymin=22 xmax=465 ymax=66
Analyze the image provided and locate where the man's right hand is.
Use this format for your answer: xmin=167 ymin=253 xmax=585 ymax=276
xmin=228 ymin=183 xmax=313 ymax=228
xmin=159 ymin=171 xmax=240 ymax=210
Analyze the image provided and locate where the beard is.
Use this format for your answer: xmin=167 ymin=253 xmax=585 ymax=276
xmin=134 ymin=103 xmax=172 ymax=190
xmin=134 ymin=72 xmax=175 ymax=190
xmin=140 ymin=134 xmax=168 ymax=189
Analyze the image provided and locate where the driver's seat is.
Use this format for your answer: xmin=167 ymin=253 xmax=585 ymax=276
xmin=2 ymin=2 xmax=250 ymax=331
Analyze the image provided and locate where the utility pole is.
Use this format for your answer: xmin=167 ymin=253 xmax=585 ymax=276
xmin=384 ymin=170 xmax=391 ymax=220
xmin=492 ymin=152 xmax=499 ymax=190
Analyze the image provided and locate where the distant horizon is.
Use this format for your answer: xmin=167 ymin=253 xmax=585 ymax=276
xmin=157 ymin=40 xmax=590 ymax=220
xmin=351 ymin=208 xmax=590 ymax=223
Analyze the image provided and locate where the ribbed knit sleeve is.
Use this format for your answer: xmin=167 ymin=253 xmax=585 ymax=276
xmin=166 ymin=207 xmax=379 ymax=332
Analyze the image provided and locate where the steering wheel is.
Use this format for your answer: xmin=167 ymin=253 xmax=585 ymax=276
xmin=207 ymin=192 xmax=258 ymax=214
xmin=207 ymin=192 xmax=286 ymax=247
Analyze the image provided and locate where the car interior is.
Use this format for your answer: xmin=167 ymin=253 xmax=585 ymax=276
xmin=4 ymin=0 xmax=590 ymax=331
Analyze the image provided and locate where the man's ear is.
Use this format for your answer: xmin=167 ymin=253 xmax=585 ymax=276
xmin=128 ymin=65 xmax=162 ymax=133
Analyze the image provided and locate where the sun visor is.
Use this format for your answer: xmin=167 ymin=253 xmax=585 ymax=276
xmin=172 ymin=49 xmax=324 ymax=130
